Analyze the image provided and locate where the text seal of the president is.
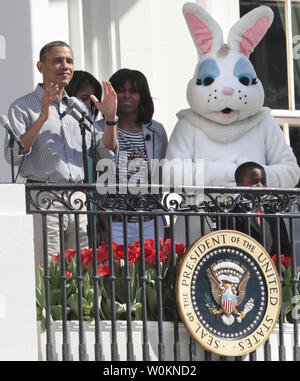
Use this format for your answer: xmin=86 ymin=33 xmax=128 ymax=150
xmin=176 ymin=230 xmax=281 ymax=357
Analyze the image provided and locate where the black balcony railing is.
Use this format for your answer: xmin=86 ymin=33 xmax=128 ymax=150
xmin=26 ymin=184 xmax=300 ymax=361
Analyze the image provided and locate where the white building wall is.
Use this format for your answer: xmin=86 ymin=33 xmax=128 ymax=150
xmin=0 ymin=184 xmax=37 ymax=360
xmin=0 ymin=0 xmax=239 ymax=183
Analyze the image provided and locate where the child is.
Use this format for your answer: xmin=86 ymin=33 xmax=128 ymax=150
xmin=235 ymin=161 xmax=266 ymax=188
xmin=224 ymin=162 xmax=291 ymax=258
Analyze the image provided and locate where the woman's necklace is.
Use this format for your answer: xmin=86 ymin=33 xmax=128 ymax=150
xmin=118 ymin=121 xmax=142 ymax=134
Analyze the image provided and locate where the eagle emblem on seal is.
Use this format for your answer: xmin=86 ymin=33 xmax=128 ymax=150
xmin=206 ymin=260 xmax=254 ymax=326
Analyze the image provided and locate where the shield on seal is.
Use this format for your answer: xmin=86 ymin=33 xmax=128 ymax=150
xmin=221 ymin=293 xmax=237 ymax=315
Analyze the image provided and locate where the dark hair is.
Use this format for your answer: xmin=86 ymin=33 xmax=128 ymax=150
xmin=235 ymin=161 xmax=266 ymax=183
xmin=109 ymin=68 xmax=154 ymax=123
xmin=39 ymin=41 xmax=72 ymax=62
xmin=65 ymin=70 xmax=102 ymax=118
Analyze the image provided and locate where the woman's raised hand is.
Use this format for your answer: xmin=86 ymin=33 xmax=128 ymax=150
xmin=90 ymin=81 xmax=117 ymax=121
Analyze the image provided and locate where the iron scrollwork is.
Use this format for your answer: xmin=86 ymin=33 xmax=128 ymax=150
xmin=25 ymin=184 xmax=300 ymax=215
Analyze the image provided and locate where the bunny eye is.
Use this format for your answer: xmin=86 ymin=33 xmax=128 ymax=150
xmin=197 ymin=75 xmax=215 ymax=87
xmin=238 ymin=74 xmax=257 ymax=86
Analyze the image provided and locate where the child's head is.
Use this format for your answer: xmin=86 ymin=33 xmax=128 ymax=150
xmin=235 ymin=162 xmax=267 ymax=187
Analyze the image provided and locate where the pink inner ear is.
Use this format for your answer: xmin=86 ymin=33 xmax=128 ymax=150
xmin=240 ymin=16 xmax=270 ymax=57
xmin=186 ymin=13 xmax=213 ymax=55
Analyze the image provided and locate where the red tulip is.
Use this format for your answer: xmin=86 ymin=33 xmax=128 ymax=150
xmin=175 ymin=243 xmax=187 ymax=258
xmin=113 ymin=242 xmax=125 ymax=262
xmin=161 ymin=239 xmax=171 ymax=257
xmin=97 ymin=245 xmax=109 ymax=263
xmin=65 ymin=271 xmax=72 ymax=280
xmin=65 ymin=249 xmax=76 ymax=263
xmin=80 ymin=248 xmax=93 ymax=269
xmin=97 ymin=264 xmax=110 ymax=277
xmin=51 ymin=253 xmax=60 ymax=265
xmin=128 ymin=245 xmax=140 ymax=264
xmin=272 ymin=254 xmax=292 ymax=268
xmin=144 ymin=239 xmax=156 ymax=264
xmin=284 ymin=256 xmax=292 ymax=268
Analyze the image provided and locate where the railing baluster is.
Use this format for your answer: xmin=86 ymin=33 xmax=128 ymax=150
xmin=42 ymin=214 xmax=55 ymax=361
xmin=246 ymin=215 xmax=251 ymax=235
xmin=232 ymin=215 xmax=236 ymax=230
xmin=200 ymin=215 xmax=205 ymax=237
xmin=204 ymin=350 xmax=212 ymax=361
xmin=139 ymin=215 xmax=150 ymax=361
xmin=170 ymin=215 xmax=181 ymax=361
xmin=200 ymin=214 xmax=212 ymax=361
xmin=123 ymin=215 xmax=135 ymax=361
xmin=92 ymin=214 xmax=103 ymax=361
xmin=154 ymin=215 xmax=165 ymax=361
xmin=249 ymin=350 xmax=257 ymax=361
xmin=107 ymin=214 xmax=119 ymax=361
xmin=59 ymin=214 xmax=71 ymax=361
xmin=185 ymin=215 xmax=197 ymax=361
xmin=246 ymin=216 xmax=256 ymax=361
xmin=260 ymin=216 xmax=272 ymax=362
xmin=289 ymin=218 xmax=300 ymax=361
xmin=275 ymin=217 xmax=286 ymax=361
xmin=264 ymin=339 xmax=272 ymax=362
xmin=75 ymin=213 xmax=87 ymax=361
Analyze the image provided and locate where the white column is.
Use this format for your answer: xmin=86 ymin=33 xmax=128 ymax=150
xmin=81 ymin=0 xmax=114 ymax=82
xmin=90 ymin=0 xmax=199 ymax=137
xmin=0 ymin=0 xmax=35 ymax=182
xmin=68 ymin=0 xmax=85 ymax=70
xmin=0 ymin=184 xmax=38 ymax=360
xmin=149 ymin=0 xmax=198 ymax=137
xmin=30 ymin=0 xmax=70 ymax=85
xmin=0 ymin=0 xmax=71 ymax=183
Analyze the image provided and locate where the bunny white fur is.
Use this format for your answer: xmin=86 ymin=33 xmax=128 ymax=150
xmin=164 ymin=3 xmax=300 ymax=188
xmin=163 ymin=3 xmax=300 ymax=243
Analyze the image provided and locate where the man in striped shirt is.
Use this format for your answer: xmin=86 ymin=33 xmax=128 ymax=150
xmin=4 ymin=41 xmax=118 ymax=268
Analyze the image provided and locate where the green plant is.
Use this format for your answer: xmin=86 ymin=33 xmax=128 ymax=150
xmin=272 ymin=254 xmax=300 ymax=323
xmin=36 ymin=239 xmax=187 ymax=330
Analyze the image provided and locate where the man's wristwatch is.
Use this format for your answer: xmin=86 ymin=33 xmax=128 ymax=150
xmin=105 ymin=117 xmax=118 ymax=126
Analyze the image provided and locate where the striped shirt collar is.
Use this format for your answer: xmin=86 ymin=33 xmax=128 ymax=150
xmin=34 ymin=83 xmax=69 ymax=102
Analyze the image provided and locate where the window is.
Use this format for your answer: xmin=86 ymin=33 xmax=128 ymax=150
xmin=240 ymin=0 xmax=300 ymax=180
xmin=240 ymin=0 xmax=300 ymax=110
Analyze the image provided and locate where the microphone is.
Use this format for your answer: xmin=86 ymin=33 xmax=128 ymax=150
xmin=0 ymin=115 xmax=24 ymax=150
xmin=145 ymin=134 xmax=151 ymax=141
xmin=66 ymin=107 xmax=92 ymax=132
xmin=67 ymin=97 xmax=94 ymax=124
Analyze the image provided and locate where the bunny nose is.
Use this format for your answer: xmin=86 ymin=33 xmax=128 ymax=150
xmin=222 ymin=87 xmax=234 ymax=96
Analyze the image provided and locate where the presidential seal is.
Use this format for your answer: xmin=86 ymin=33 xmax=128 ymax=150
xmin=176 ymin=230 xmax=281 ymax=357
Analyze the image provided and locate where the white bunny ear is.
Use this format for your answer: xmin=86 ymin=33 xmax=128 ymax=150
xmin=227 ymin=6 xmax=274 ymax=58
xmin=183 ymin=2 xmax=224 ymax=56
